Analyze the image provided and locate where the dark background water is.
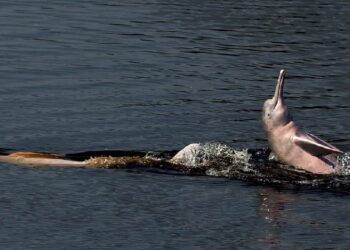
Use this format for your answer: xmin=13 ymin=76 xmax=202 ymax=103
xmin=0 ymin=0 xmax=349 ymax=249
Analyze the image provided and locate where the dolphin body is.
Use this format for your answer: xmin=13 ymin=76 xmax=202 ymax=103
xmin=0 ymin=152 xmax=86 ymax=167
xmin=0 ymin=69 xmax=344 ymax=175
xmin=262 ymin=70 xmax=343 ymax=174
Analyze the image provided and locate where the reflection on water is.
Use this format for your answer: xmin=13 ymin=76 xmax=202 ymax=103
xmin=0 ymin=0 xmax=349 ymax=249
xmin=256 ymin=187 xmax=350 ymax=249
xmin=258 ymin=188 xmax=296 ymax=249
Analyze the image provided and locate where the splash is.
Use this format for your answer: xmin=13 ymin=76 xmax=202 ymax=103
xmin=84 ymin=143 xmax=350 ymax=192
xmin=337 ymin=152 xmax=350 ymax=175
xmin=86 ymin=156 xmax=152 ymax=169
xmin=169 ymin=143 xmax=253 ymax=177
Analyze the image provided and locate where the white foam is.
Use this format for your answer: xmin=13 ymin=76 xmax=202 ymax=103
xmin=337 ymin=152 xmax=350 ymax=175
xmin=170 ymin=143 xmax=252 ymax=177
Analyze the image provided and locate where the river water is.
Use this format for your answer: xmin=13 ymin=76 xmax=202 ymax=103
xmin=0 ymin=0 xmax=349 ymax=249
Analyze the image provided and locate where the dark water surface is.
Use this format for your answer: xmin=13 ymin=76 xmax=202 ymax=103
xmin=0 ymin=0 xmax=350 ymax=249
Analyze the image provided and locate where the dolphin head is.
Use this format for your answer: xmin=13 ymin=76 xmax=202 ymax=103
xmin=262 ymin=69 xmax=291 ymax=133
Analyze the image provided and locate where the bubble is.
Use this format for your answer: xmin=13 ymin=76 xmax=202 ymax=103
xmin=337 ymin=152 xmax=350 ymax=175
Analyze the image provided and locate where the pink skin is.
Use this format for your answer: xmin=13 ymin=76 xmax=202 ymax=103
xmin=262 ymin=70 xmax=343 ymax=175
xmin=0 ymin=155 xmax=86 ymax=167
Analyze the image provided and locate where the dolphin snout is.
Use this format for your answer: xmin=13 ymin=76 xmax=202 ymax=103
xmin=272 ymin=69 xmax=286 ymax=106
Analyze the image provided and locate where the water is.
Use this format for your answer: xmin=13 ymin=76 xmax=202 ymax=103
xmin=0 ymin=0 xmax=349 ymax=248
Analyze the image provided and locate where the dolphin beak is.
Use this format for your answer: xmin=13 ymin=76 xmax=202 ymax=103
xmin=272 ymin=69 xmax=286 ymax=106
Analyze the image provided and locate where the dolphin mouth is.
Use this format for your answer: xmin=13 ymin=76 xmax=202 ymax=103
xmin=272 ymin=69 xmax=286 ymax=107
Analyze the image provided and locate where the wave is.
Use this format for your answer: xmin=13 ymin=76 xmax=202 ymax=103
xmin=84 ymin=143 xmax=350 ymax=192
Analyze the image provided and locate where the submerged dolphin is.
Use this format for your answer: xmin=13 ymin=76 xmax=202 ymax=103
xmin=262 ymin=70 xmax=343 ymax=174
xmin=0 ymin=151 xmax=86 ymax=167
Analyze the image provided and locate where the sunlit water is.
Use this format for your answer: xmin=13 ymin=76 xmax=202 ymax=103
xmin=0 ymin=0 xmax=350 ymax=249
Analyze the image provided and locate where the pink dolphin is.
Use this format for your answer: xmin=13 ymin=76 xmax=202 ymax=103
xmin=0 ymin=152 xmax=86 ymax=167
xmin=262 ymin=70 xmax=343 ymax=174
